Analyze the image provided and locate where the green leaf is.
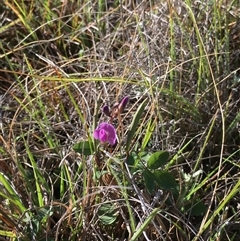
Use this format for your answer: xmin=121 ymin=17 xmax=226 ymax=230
xmin=153 ymin=170 xmax=178 ymax=190
xmin=188 ymin=201 xmax=207 ymax=216
xmin=147 ymin=151 xmax=169 ymax=170
xmin=126 ymin=99 xmax=147 ymax=152
xmin=126 ymin=153 xmax=135 ymax=166
xmin=139 ymin=151 xmax=152 ymax=162
xmin=73 ymin=141 xmax=94 ymax=156
xmin=98 ymin=203 xmax=119 ymax=225
xmin=143 ymin=169 xmax=156 ymax=194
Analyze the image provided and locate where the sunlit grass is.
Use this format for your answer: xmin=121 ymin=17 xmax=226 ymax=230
xmin=0 ymin=0 xmax=239 ymax=240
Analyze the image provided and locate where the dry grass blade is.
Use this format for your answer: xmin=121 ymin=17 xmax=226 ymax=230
xmin=0 ymin=0 xmax=239 ymax=240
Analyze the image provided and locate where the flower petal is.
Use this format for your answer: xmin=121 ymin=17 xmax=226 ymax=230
xmin=99 ymin=129 xmax=107 ymax=142
xmin=93 ymin=122 xmax=117 ymax=145
xmin=93 ymin=129 xmax=100 ymax=139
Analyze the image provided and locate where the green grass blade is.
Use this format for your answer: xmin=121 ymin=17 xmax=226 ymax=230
xmin=0 ymin=172 xmax=26 ymax=213
xmin=141 ymin=119 xmax=156 ymax=151
xmin=129 ymin=208 xmax=160 ymax=241
xmin=194 ymin=178 xmax=240 ymax=240
xmin=0 ymin=230 xmax=16 ymax=237
xmin=126 ymin=99 xmax=147 ymax=152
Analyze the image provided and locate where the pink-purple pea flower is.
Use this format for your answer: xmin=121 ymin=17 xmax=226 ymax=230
xmin=93 ymin=122 xmax=117 ymax=145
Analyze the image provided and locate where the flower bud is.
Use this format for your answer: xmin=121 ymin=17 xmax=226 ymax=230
xmin=102 ymin=105 xmax=111 ymax=117
xmin=111 ymin=102 xmax=120 ymax=118
xmin=118 ymin=96 xmax=129 ymax=113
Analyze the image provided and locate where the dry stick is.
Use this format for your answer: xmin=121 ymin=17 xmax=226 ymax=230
xmin=53 ymin=201 xmax=71 ymax=241
xmin=118 ymin=111 xmax=124 ymax=146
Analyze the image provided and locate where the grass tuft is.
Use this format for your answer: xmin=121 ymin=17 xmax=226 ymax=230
xmin=0 ymin=0 xmax=239 ymax=240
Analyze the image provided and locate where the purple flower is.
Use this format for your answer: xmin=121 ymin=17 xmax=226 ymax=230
xmin=93 ymin=122 xmax=117 ymax=145
xmin=118 ymin=96 xmax=129 ymax=113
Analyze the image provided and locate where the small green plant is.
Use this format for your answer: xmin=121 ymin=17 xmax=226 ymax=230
xmin=73 ymin=96 xmax=186 ymax=239
xmin=73 ymin=94 xmax=213 ymax=240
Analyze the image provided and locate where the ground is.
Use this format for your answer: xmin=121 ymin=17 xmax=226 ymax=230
xmin=0 ymin=0 xmax=239 ymax=240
